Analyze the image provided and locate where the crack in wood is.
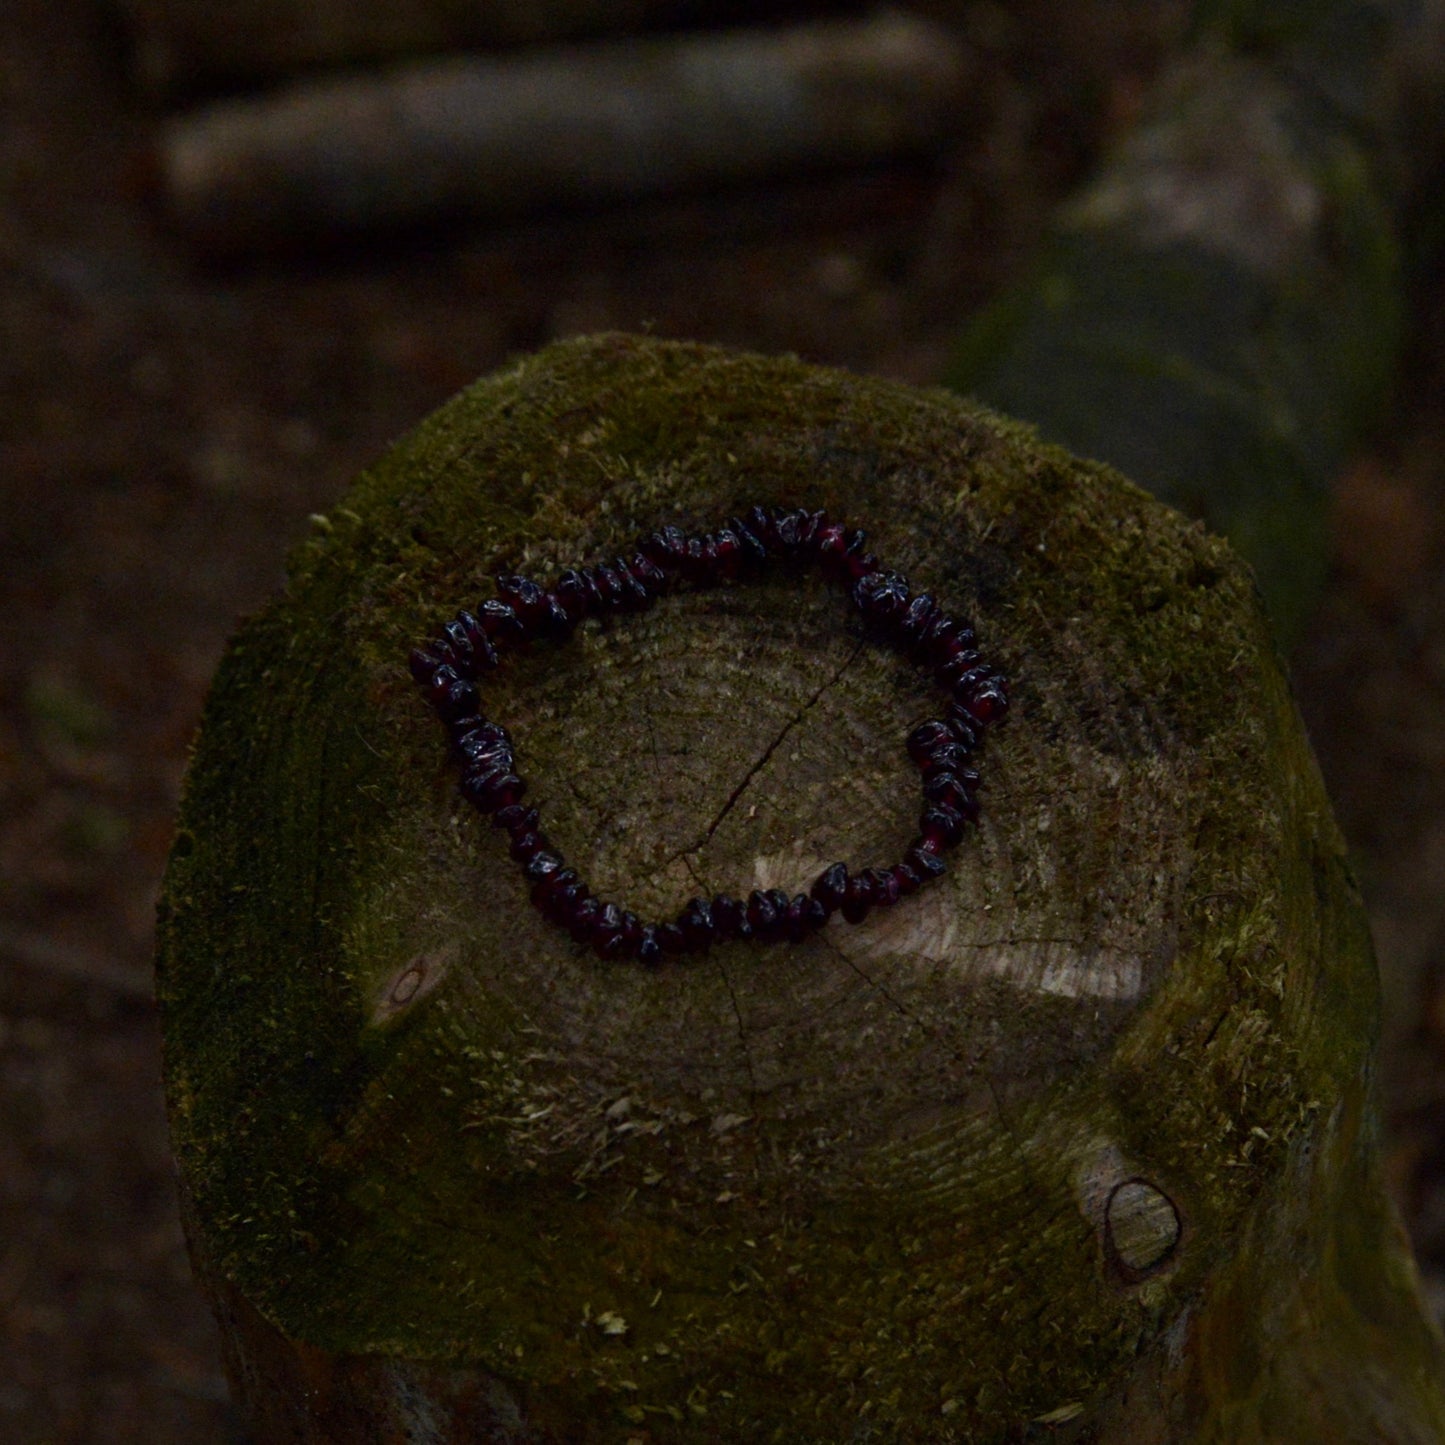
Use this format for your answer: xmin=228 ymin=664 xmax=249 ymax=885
xmin=713 ymin=954 xmax=759 ymax=1096
xmin=662 ymin=638 xmax=865 ymax=868
xmin=822 ymin=932 xmax=978 ymax=1073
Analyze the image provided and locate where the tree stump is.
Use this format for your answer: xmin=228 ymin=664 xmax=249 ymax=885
xmin=156 ymin=334 xmax=1445 ymax=1442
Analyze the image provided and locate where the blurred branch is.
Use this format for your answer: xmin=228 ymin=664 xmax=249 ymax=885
xmin=114 ymin=0 xmax=815 ymax=100
xmin=156 ymin=11 xmax=968 ymax=259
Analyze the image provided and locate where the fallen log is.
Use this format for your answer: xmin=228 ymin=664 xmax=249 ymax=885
xmin=946 ymin=0 xmax=1445 ymax=640
xmin=157 ymin=334 xmax=1445 ymax=1440
xmin=114 ymin=0 xmax=806 ymax=100
xmin=158 ymin=11 xmax=967 ymax=258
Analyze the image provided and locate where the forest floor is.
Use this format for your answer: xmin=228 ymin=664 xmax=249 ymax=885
xmin=3 ymin=2 xmax=1444 ymax=1439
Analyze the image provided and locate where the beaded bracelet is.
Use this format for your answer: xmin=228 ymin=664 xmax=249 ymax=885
xmin=409 ymin=505 xmax=1008 ymax=966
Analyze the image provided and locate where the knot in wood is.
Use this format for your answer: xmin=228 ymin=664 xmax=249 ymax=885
xmin=1105 ymin=1177 xmax=1182 ymax=1274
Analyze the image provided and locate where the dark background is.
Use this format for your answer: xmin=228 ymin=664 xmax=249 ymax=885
xmin=3 ymin=2 xmax=1444 ymax=1439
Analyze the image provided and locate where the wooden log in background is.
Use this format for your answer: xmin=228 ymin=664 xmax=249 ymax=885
xmin=158 ymin=12 xmax=967 ymax=257
xmin=946 ymin=0 xmax=1445 ymax=640
xmin=156 ymin=334 xmax=1445 ymax=1440
xmin=113 ymin=0 xmax=802 ymax=99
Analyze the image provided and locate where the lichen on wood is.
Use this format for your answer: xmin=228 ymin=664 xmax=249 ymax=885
xmin=157 ymin=334 xmax=1445 ymax=1441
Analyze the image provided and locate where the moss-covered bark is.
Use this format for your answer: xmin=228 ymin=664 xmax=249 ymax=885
xmin=944 ymin=0 xmax=1438 ymax=640
xmin=157 ymin=334 xmax=1445 ymax=1441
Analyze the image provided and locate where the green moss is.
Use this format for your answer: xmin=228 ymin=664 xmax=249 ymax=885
xmin=158 ymin=335 xmax=1430 ymax=1439
xmin=943 ymin=30 xmax=1404 ymax=647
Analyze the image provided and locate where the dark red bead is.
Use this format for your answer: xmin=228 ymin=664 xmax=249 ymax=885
xmin=678 ymin=898 xmax=715 ymax=949
xmin=491 ymin=802 xmax=536 ymax=834
xmin=924 ymin=772 xmax=979 ymax=820
xmin=783 ymin=893 xmax=808 ymax=941
xmin=817 ymin=525 xmax=866 ymax=578
xmin=745 ymin=889 xmax=778 ymax=934
xmin=459 ymin=741 xmax=513 ymax=777
xmin=569 ymin=567 xmax=605 ymax=612
xmin=920 ymin=804 xmax=966 ymax=849
xmin=943 ymin=706 xmax=982 ymax=750
xmin=907 ymin=721 xmax=953 ymax=764
xmin=785 ymin=893 xmax=823 ymax=941
xmin=958 ymin=677 xmax=1009 ymax=723
xmin=843 ymin=551 xmax=881 ymax=584
xmin=919 ymin=615 xmax=972 ymax=665
xmin=531 ymin=868 xmax=578 ymax=910
xmin=423 ymin=663 xmax=460 ymax=706
xmin=896 ymin=594 xmax=941 ymax=649
xmin=440 ymin=677 xmax=481 ymax=722
xmin=509 ymin=830 xmax=548 ymax=862
xmin=438 ymin=619 xmax=475 ymax=673
xmin=459 ymin=760 xmax=505 ymax=800
xmin=619 ymin=911 xmax=644 ymax=957
xmin=814 ymin=522 xmax=848 ymax=564
xmin=462 ymin=767 xmax=525 ymax=812
xmin=553 ymin=570 xmax=593 ymax=618
xmin=409 ymin=647 xmax=446 ymax=684
xmin=711 ymin=893 xmax=750 ymax=939
xmin=891 ymin=861 xmax=922 ymax=896
xmin=726 ymin=516 xmax=769 ymax=564
xmin=568 ymin=897 xmax=602 ymax=943
xmin=712 ymin=530 xmax=743 ymax=578
xmin=939 ymin=658 xmax=991 ymax=695
xmin=478 ymin=599 xmax=525 ymax=641
xmin=427 ymin=640 xmax=461 ymax=673
xmin=544 ymin=880 xmax=587 ymax=922
xmin=592 ymin=563 xmax=625 ymax=607
xmin=612 ymin=559 xmax=651 ymax=609
xmin=524 ymin=851 xmax=564 ymax=883
xmin=539 ymin=593 xmax=575 ymax=637
xmin=640 ymin=525 xmax=688 ymax=567
xmin=638 ymin=928 xmax=663 ymax=967
xmin=810 ymin=861 xmax=848 ymax=912
xmin=700 ymin=535 xmax=724 ymax=576
xmin=840 ymin=875 xmax=873 ymax=925
xmin=628 ymin=553 xmax=668 ymax=591
xmin=852 ymin=570 xmax=911 ymax=625
xmin=798 ymin=510 xmax=828 ymax=548
xmin=657 ymin=922 xmax=687 ymax=955
xmin=458 ymin=721 xmax=511 ymax=754
xmin=772 ymin=509 xmax=807 ymax=553
xmin=865 ymin=868 xmax=901 ymax=908
xmin=936 ymin=629 xmax=980 ymax=665
xmin=495 ymin=575 xmax=552 ymax=629
xmin=680 ymin=536 xmax=709 ymax=582
xmin=457 ymin=611 xmax=501 ymax=670
xmin=446 ymin=716 xmax=488 ymax=747
xmin=591 ymin=901 xmax=625 ymax=951
xmin=905 ymin=844 xmax=947 ymax=877
xmin=761 ymin=888 xmax=792 ymax=939
xmin=489 ymin=774 xmax=525 ymax=810
xmin=745 ymin=505 xmax=777 ymax=550
xmin=919 ymin=742 xmax=970 ymax=779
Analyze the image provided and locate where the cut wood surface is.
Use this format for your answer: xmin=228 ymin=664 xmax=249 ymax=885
xmin=158 ymin=12 xmax=967 ymax=258
xmin=156 ymin=334 xmax=1445 ymax=1441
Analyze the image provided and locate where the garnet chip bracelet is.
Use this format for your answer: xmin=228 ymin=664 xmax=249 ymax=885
xmin=409 ymin=504 xmax=1008 ymax=966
